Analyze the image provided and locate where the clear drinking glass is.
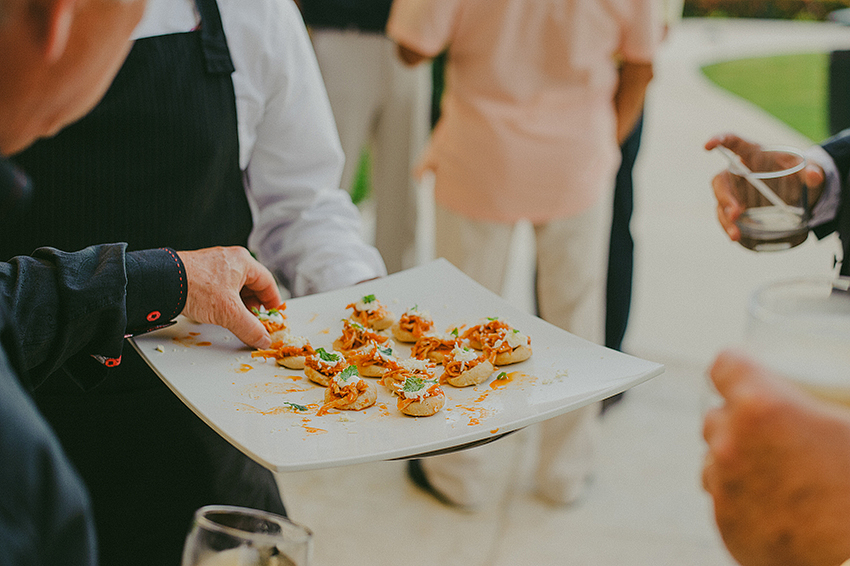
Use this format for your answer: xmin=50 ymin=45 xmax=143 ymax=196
xmin=743 ymin=276 xmax=850 ymax=405
xmin=730 ymin=147 xmax=810 ymax=252
xmin=181 ymin=506 xmax=312 ymax=566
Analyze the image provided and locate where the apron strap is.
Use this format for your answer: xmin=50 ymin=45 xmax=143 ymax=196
xmin=196 ymin=0 xmax=235 ymax=74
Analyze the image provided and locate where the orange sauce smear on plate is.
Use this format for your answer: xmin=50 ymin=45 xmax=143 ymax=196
xmin=490 ymin=371 xmax=533 ymax=389
xmin=301 ymin=417 xmax=327 ymax=435
xmin=171 ymin=333 xmax=212 ymax=347
xmin=242 ymin=382 xmax=312 ymax=398
xmin=235 ymin=402 xmax=318 ymax=416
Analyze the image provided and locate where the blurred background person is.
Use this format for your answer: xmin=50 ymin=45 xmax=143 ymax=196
xmin=5 ymin=0 xmax=385 ymax=563
xmin=388 ymin=0 xmax=661 ymax=509
xmin=603 ymin=0 xmax=683 ymax=410
xmin=298 ymin=0 xmax=432 ymax=273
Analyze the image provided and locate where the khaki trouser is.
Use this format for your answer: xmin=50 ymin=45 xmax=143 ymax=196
xmin=311 ymin=29 xmax=431 ymax=274
xmin=423 ymin=196 xmax=612 ymax=507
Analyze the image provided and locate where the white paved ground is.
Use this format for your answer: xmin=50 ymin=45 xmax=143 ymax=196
xmin=275 ymin=19 xmax=850 ymax=566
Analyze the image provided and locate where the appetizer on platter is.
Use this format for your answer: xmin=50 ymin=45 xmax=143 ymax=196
xmin=333 ymin=319 xmax=389 ymax=354
xmin=441 ymin=345 xmax=496 ymax=387
xmin=317 ymin=365 xmax=377 ymax=415
xmin=463 ymin=318 xmax=532 ymax=365
xmin=346 ymin=294 xmax=394 ymax=330
xmin=390 ymin=305 xmax=435 ymax=343
xmin=252 ymin=304 xmax=287 ymax=339
xmin=251 ymin=330 xmax=315 ymax=370
xmin=381 ymin=357 xmax=437 ymax=394
xmin=304 ymin=348 xmax=348 ymax=387
xmin=396 ymin=376 xmax=445 ymax=417
xmin=411 ymin=329 xmax=462 ymax=364
xmin=346 ymin=341 xmax=400 ymax=378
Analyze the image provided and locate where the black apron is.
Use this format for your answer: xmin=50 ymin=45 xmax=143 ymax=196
xmin=7 ymin=2 xmax=286 ymax=565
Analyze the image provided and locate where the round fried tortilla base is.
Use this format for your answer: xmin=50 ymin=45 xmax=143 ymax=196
xmin=381 ymin=373 xmax=405 ymax=394
xmin=352 ymin=313 xmax=394 ymax=331
xmin=494 ymin=344 xmax=532 ymax=366
xmin=356 ymin=363 xmax=388 ymax=378
xmin=427 ymin=350 xmax=450 ymax=364
xmin=324 ymin=380 xmax=377 ymax=411
xmin=305 ymin=366 xmax=333 ymax=387
xmin=399 ymin=393 xmax=445 ymax=416
xmin=390 ymin=323 xmax=417 ymax=343
xmin=446 ymin=359 xmax=495 ymax=387
xmin=275 ymin=356 xmax=306 ymax=370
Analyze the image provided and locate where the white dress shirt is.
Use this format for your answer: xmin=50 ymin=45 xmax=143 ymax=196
xmin=133 ymin=0 xmax=386 ymax=296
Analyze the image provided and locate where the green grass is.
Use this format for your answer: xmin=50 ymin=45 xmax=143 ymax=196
xmin=350 ymin=149 xmax=371 ymax=205
xmin=701 ymin=52 xmax=829 ymax=143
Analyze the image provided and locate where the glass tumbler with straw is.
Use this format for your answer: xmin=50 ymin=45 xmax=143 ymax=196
xmin=181 ymin=506 xmax=312 ymax=566
xmin=717 ymin=145 xmax=811 ymax=252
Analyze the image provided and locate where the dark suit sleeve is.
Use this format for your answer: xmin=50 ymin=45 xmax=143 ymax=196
xmin=0 ymin=244 xmax=186 ymax=390
xmin=0 ymin=337 xmax=96 ymax=566
xmin=819 ymin=130 xmax=850 ymax=275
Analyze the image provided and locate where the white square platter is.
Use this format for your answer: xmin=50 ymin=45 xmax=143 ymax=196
xmin=131 ymin=259 xmax=664 ymax=472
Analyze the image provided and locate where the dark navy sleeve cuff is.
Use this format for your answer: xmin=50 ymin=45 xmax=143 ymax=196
xmin=124 ymin=248 xmax=186 ymax=334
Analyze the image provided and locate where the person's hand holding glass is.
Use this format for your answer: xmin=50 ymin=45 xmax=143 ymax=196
xmin=182 ymin=506 xmax=312 ymax=566
xmin=702 ymin=276 xmax=850 ymax=566
xmin=705 ymin=133 xmax=824 ymax=251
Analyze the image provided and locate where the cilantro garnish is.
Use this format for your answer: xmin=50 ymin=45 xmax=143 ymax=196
xmin=402 ymin=376 xmax=426 ymax=392
xmin=339 ymin=365 xmax=359 ymax=380
xmin=496 ymin=372 xmax=508 ymax=380
xmin=362 ymin=294 xmax=376 ymax=303
xmin=251 ymin=307 xmax=260 ymax=315
xmin=378 ymin=345 xmax=393 ymax=357
xmin=284 ymin=402 xmax=308 ymax=411
xmin=450 ymin=328 xmax=459 ymax=337
xmin=487 ymin=316 xmax=499 ymax=321
xmin=316 ymin=348 xmax=341 ymax=362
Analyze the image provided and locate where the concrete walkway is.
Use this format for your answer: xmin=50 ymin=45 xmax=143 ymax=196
xmin=275 ymin=19 xmax=850 ymax=566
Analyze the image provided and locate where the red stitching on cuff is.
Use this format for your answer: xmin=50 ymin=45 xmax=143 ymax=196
xmin=161 ymin=248 xmax=185 ymax=320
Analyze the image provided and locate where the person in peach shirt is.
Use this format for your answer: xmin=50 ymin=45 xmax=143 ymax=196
xmin=388 ymin=0 xmax=661 ymax=508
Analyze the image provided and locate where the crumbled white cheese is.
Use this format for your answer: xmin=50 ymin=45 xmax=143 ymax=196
xmin=279 ymin=331 xmax=308 ymax=349
xmin=401 ymin=378 xmax=438 ymax=400
xmin=255 ymin=305 xmax=285 ymax=325
xmin=332 ymin=368 xmax=361 ymax=387
xmin=404 ymin=305 xmax=431 ymax=319
xmin=505 ymin=330 xmax=528 ymax=349
xmin=316 ymin=351 xmax=344 ymax=369
xmin=354 ymin=297 xmax=380 ymax=313
xmin=451 ymin=345 xmax=477 ymax=363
